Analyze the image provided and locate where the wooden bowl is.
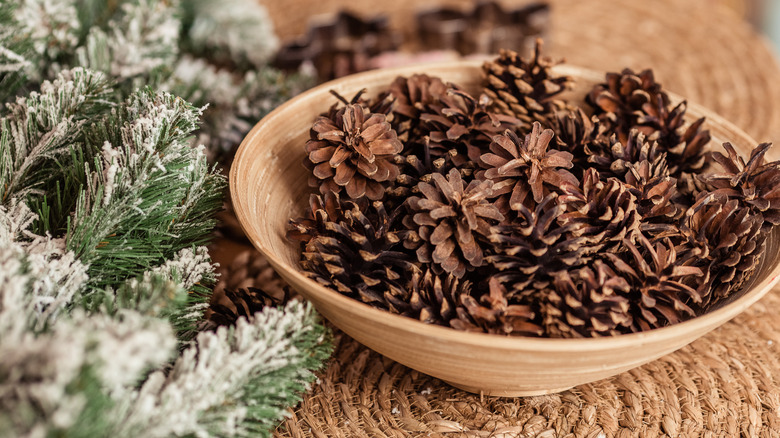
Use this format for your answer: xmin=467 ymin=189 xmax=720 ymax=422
xmin=230 ymin=61 xmax=780 ymax=396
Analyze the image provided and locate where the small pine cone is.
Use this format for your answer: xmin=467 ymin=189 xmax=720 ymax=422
xmin=706 ymin=142 xmax=780 ymax=226
xmin=542 ymin=261 xmax=632 ymax=338
xmin=290 ymin=195 xmax=417 ymax=308
xmin=212 ymin=248 xmax=288 ymax=300
xmin=306 ymin=101 xmax=403 ymax=200
xmin=558 ymin=168 xmax=642 ymax=253
xmin=406 ymin=168 xmax=504 ymax=278
xmin=624 ymin=157 xmax=680 ymax=224
xmin=480 ymin=121 xmax=578 ymax=211
xmin=207 ymin=287 xmax=290 ymax=328
xmin=418 ymin=86 xmax=520 ymax=167
xmin=586 ymin=68 xmax=668 ymax=143
xmin=584 ymin=129 xmax=664 ymax=180
xmin=681 ymin=191 xmax=766 ymax=306
xmin=605 ymin=235 xmax=703 ymax=331
xmin=386 ymin=153 xmax=466 ymax=209
xmin=286 ymin=192 xmax=342 ymax=245
xmin=642 ymin=105 xmax=711 ymax=177
xmin=481 ymin=40 xmax=574 ymax=128
xmin=551 ymin=108 xmax=606 ymax=171
xmin=487 ymin=193 xmax=588 ymax=295
xmin=386 ymin=74 xmax=448 ymax=143
xmin=401 ymin=268 xmax=468 ymax=326
xmin=453 ymin=277 xmax=543 ymax=336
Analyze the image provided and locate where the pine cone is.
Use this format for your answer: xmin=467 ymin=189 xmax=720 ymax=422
xmin=305 ymin=101 xmax=403 ymax=200
xmin=487 ymin=193 xmax=588 ymax=295
xmin=481 ymin=40 xmax=573 ymax=127
xmin=586 ymin=68 xmax=711 ymax=178
xmin=604 ymin=236 xmax=703 ymax=331
xmin=386 ymin=74 xmax=448 ymax=143
xmin=680 ymin=191 xmax=766 ymax=305
xmin=586 ymin=68 xmax=666 ymax=142
xmin=480 ymin=121 xmax=577 ymax=211
xmin=418 ymin=86 xmax=519 ymax=168
xmin=289 ymin=194 xmax=417 ymax=308
xmin=584 ymin=129 xmax=664 ymax=180
xmin=551 ymin=108 xmax=606 ymax=171
xmin=706 ymin=142 xmax=780 ymax=226
xmin=406 ymin=168 xmax=504 ymax=278
xmin=641 ymin=103 xmax=711 ymax=177
xmin=453 ymin=277 xmax=543 ymax=336
xmin=206 ymin=287 xmax=290 ymax=328
xmin=401 ymin=268 xmax=467 ymax=326
xmin=624 ymin=156 xmax=680 ymax=224
xmin=557 ymin=168 xmax=641 ymax=253
xmin=286 ymin=192 xmax=342 ymax=245
xmin=543 ymin=261 xmax=632 ymax=338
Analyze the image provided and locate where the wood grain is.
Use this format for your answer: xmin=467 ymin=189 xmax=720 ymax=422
xmin=230 ymin=61 xmax=780 ymax=396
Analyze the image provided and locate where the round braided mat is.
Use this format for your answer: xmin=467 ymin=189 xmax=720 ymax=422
xmin=262 ymin=0 xmax=780 ymax=143
xmin=275 ymin=288 xmax=780 ymax=437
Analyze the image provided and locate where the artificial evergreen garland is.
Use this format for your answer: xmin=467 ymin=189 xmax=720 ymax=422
xmin=0 ymin=1 xmax=331 ymax=437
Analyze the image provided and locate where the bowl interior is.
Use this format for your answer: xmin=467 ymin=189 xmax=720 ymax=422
xmin=230 ymin=61 xmax=780 ymax=394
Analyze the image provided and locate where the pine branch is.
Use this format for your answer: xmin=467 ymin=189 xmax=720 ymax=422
xmin=164 ymin=56 xmax=313 ymax=158
xmin=113 ymin=300 xmax=332 ymax=438
xmin=66 ymin=88 xmax=225 ymax=296
xmin=75 ymin=0 xmax=180 ymax=93
xmin=0 ymin=310 xmax=176 ymax=438
xmin=90 ymin=247 xmax=216 ymax=344
xmin=0 ymin=68 xmax=113 ymax=205
xmin=0 ymin=1 xmax=34 ymax=102
xmin=179 ymin=0 xmax=279 ymax=70
xmin=0 ymin=200 xmax=88 ymax=333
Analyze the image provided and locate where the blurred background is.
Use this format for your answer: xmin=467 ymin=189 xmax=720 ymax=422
xmin=727 ymin=0 xmax=780 ymax=53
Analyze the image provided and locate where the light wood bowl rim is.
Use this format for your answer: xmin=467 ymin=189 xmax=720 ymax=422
xmin=231 ymin=60 xmax=780 ymax=353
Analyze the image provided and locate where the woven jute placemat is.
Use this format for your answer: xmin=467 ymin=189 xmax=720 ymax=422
xmin=262 ymin=0 xmax=780 ymax=143
xmin=275 ymin=288 xmax=780 ymax=437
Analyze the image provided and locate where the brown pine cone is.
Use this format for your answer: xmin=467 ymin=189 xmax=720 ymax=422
xmin=542 ymin=260 xmax=632 ymax=338
xmin=206 ymin=287 xmax=290 ymax=329
xmin=706 ymin=142 xmax=780 ymax=226
xmin=680 ymin=191 xmax=766 ymax=306
xmin=481 ymin=39 xmax=573 ymax=128
xmin=487 ymin=193 xmax=588 ymax=296
xmin=401 ymin=268 xmax=467 ymax=326
xmin=584 ymin=129 xmax=664 ymax=180
xmin=551 ymin=108 xmax=606 ymax=171
xmin=624 ymin=156 xmax=680 ymax=224
xmin=586 ymin=69 xmax=711 ymax=178
xmin=305 ymin=101 xmax=403 ymax=200
xmin=604 ymin=236 xmax=703 ymax=331
xmin=418 ymin=86 xmax=520 ymax=168
xmin=642 ymin=105 xmax=711 ymax=177
xmin=386 ymin=74 xmax=448 ymax=143
xmin=290 ymin=194 xmax=417 ymax=309
xmin=453 ymin=277 xmax=543 ymax=336
xmin=406 ymin=168 xmax=504 ymax=278
xmin=586 ymin=68 xmax=666 ymax=142
xmin=557 ymin=168 xmax=641 ymax=253
xmin=480 ymin=121 xmax=577 ymax=211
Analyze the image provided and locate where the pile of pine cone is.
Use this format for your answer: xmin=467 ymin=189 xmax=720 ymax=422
xmin=287 ymin=41 xmax=780 ymax=338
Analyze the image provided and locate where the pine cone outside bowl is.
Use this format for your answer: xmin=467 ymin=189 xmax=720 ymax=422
xmin=230 ymin=61 xmax=780 ymax=397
